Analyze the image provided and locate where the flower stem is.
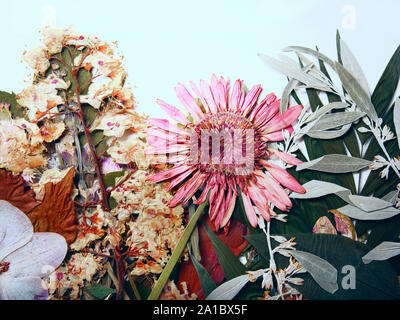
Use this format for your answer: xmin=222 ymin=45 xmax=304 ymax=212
xmin=72 ymin=68 xmax=110 ymax=211
xmin=147 ymin=194 xmax=209 ymax=300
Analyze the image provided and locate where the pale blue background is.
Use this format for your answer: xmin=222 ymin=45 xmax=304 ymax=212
xmin=0 ymin=0 xmax=399 ymax=118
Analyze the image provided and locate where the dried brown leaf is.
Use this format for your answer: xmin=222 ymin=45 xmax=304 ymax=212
xmin=28 ymin=167 xmax=77 ymax=245
xmin=0 ymin=169 xmax=39 ymax=213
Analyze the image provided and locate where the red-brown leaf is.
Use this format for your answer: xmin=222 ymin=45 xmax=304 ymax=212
xmin=27 ymin=167 xmax=78 ymax=245
xmin=0 ymin=169 xmax=39 ymax=213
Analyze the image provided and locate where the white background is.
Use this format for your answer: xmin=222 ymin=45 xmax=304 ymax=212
xmin=0 ymin=0 xmax=399 ymax=118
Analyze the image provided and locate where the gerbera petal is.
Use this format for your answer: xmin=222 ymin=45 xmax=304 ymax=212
xmin=174 ymin=83 xmax=204 ymax=122
xmin=268 ymin=147 xmax=303 ymax=166
xmin=241 ymin=192 xmax=258 ymax=227
xmin=148 ymin=118 xmax=189 ymax=136
xmin=199 ymin=79 xmax=218 ymax=113
xmin=261 ymin=105 xmax=303 ymax=133
xmin=253 ymin=99 xmax=280 ymax=128
xmin=145 ymin=144 xmax=189 ymax=155
xmin=261 ymin=126 xmax=294 ymax=142
xmin=151 ymin=154 xmax=187 ymax=164
xmin=167 ymin=166 xmax=197 ymax=191
xmin=257 ymin=173 xmax=292 ymax=210
xmin=220 ymin=191 xmax=237 ymax=228
xmin=147 ymin=165 xmax=193 ymax=183
xmin=156 ymin=99 xmax=190 ymax=125
xmin=210 ymin=187 xmax=226 ymax=226
xmin=247 ymin=183 xmax=272 ymax=220
xmin=169 ymin=171 xmax=207 ymax=207
xmin=193 ymin=182 xmax=212 ymax=205
xmin=189 ymin=81 xmax=210 ymax=113
xmin=241 ymin=84 xmax=262 ymax=117
xmin=261 ymin=160 xmax=306 ymax=193
xmin=229 ymin=79 xmax=242 ymax=112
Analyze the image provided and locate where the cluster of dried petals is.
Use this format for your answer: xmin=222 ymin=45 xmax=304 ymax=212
xmin=160 ymin=280 xmax=197 ymax=300
xmin=112 ymin=169 xmax=185 ymax=275
xmin=0 ymin=119 xmax=47 ymax=174
xmin=17 ymin=76 xmax=69 ymax=121
xmin=47 ymin=252 xmax=105 ymax=299
xmin=5 ymin=26 xmax=188 ymax=300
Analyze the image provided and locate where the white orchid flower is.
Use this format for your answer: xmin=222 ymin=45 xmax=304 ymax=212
xmin=0 ymin=200 xmax=67 ymax=300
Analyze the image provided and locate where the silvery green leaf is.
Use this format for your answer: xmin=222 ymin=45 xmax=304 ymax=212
xmin=283 ymin=46 xmax=337 ymax=71
xmin=307 ymin=123 xmax=352 ymax=139
xmin=308 ymin=112 xmax=365 ymax=132
xmin=362 ymin=242 xmax=400 ymax=264
xmin=303 ymin=102 xmax=349 ymax=124
xmin=337 ymin=204 xmax=400 ymax=220
xmin=335 ymin=61 xmax=378 ymax=121
xmin=296 ymin=154 xmax=372 ymax=173
xmin=394 ymin=98 xmax=400 ymax=149
xmin=290 ymin=180 xmax=350 ymax=200
xmin=258 ymin=54 xmax=331 ymax=92
xmin=348 ymin=195 xmax=393 ymax=212
xmin=280 ymin=78 xmax=298 ymax=114
xmin=340 ymin=38 xmax=370 ymax=95
xmin=382 ymin=190 xmax=399 ymax=205
xmin=206 ymin=274 xmax=249 ymax=300
xmin=290 ymin=250 xmax=338 ymax=294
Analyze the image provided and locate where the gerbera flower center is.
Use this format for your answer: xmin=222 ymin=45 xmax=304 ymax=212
xmin=188 ymin=112 xmax=262 ymax=176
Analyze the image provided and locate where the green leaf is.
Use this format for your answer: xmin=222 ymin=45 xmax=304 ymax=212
xmin=187 ymin=242 xmax=217 ymax=297
xmin=371 ymin=45 xmax=400 ymax=118
xmin=335 ymin=61 xmax=378 ymax=121
xmin=290 ymin=250 xmax=338 ymax=294
xmin=0 ymin=91 xmax=26 ymax=119
xmin=296 ymin=154 xmax=371 ymax=173
xmin=362 ymin=242 xmax=400 ymax=264
xmin=248 ymin=233 xmax=400 ymax=299
xmin=147 ymin=195 xmax=209 ymax=300
xmin=202 ymin=221 xmax=246 ymax=280
xmin=206 ymin=274 xmax=249 ymax=300
xmin=102 ymin=170 xmax=125 ymax=188
xmin=86 ymin=283 xmax=116 ymax=300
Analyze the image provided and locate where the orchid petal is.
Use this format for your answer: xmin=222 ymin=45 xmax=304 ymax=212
xmin=0 ymin=276 xmax=47 ymax=300
xmin=0 ymin=201 xmax=33 ymax=262
xmin=5 ymin=232 xmax=67 ymax=279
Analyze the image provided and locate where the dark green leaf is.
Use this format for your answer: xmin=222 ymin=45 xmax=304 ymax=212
xmin=188 ymin=242 xmax=217 ymax=297
xmin=86 ymin=283 xmax=116 ymax=300
xmin=202 ymin=221 xmax=246 ymax=280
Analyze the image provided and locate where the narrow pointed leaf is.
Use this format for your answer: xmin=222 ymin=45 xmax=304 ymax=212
xmin=296 ymin=154 xmax=371 ymax=173
xmin=394 ymin=98 xmax=400 ymax=149
xmin=206 ymin=274 xmax=249 ymax=300
xmin=202 ymin=222 xmax=246 ymax=280
xmin=339 ymin=38 xmax=370 ymax=95
xmin=290 ymin=250 xmax=338 ymax=294
xmin=334 ymin=205 xmax=400 ymax=220
xmin=362 ymin=242 xmax=400 ymax=264
xmin=348 ymin=195 xmax=393 ymax=212
xmin=335 ymin=61 xmax=378 ymax=121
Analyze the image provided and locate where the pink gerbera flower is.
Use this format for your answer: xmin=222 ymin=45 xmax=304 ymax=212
xmin=146 ymin=75 xmax=306 ymax=229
